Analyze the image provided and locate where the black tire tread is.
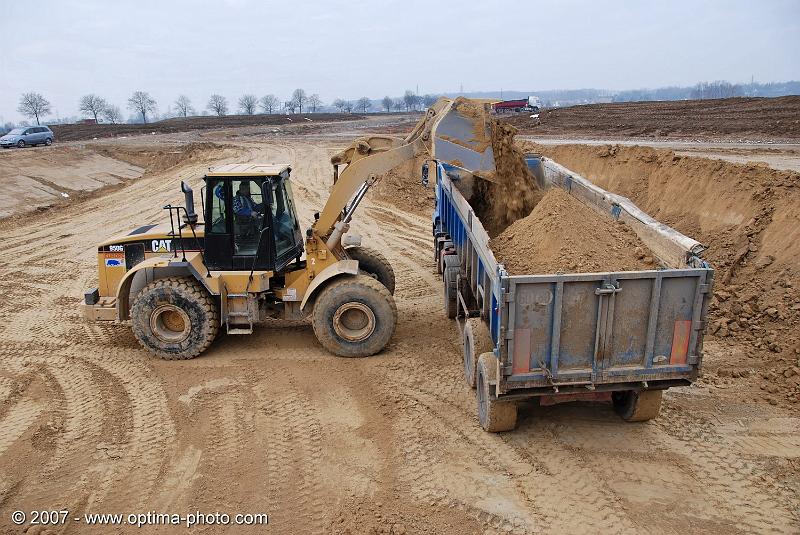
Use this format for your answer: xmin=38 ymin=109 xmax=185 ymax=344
xmin=311 ymin=274 xmax=397 ymax=358
xmin=131 ymin=277 xmax=219 ymax=360
xmin=477 ymin=353 xmax=517 ymax=432
xmin=464 ymin=318 xmax=493 ymax=388
xmin=345 ymin=245 xmax=396 ymax=294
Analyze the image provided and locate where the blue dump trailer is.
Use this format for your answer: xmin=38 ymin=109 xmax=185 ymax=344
xmin=429 ymin=155 xmax=714 ymax=432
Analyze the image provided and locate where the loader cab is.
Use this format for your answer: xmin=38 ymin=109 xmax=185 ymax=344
xmin=202 ymin=164 xmax=303 ymax=272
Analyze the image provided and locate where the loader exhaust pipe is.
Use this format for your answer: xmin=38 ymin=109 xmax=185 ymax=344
xmin=181 ymin=181 xmax=198 ymax=225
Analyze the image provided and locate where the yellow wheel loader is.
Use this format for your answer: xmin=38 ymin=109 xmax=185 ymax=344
xmin=81 ymin=98 xmax=493 ymax=359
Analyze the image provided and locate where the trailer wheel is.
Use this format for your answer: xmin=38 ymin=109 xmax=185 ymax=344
xmin=312 ymin=274 xmax=397 ymax=357
xmin=476 ymin=353 xmax=517 ymax=432
xmin=443 ymin=255 xmax=459 ymax=319
xmin=438 ymin=241 xmax=453 ymax=275
xmin=345 ymin=245 xmax=396 ymax=295
xmin=131 ymin=277 xmax=219 ymax=360
xmin=464 ymin=318 xmax=493 ymax=388
xmin=613 ymin=389 xmax=663 ymax=422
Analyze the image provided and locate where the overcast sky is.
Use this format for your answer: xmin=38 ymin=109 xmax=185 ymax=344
xmin=2 ymin=0 xmax=798 ymax=123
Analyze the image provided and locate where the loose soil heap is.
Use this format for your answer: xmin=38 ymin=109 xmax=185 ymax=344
xmin=524 ymin=142 xmax=800 ymax=406
xmin=451 ymin=97 xmax=542 ymax=236
xmin=372 ymin=154 xmax=435 ymax=215
xmin=491 ymin=188 xmax=655 ymax=274
xmin=89 ymin=142 xmax=228 ymax=173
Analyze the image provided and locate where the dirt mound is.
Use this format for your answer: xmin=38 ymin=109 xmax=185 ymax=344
xmin=90 ymin=142 xmax=228 ymax=174
xmin=450 ymin=98 xmax=542 ymax=236
xmin=491 ymin=188 xmax=655 ymax=274
xmin=50 ymin=113 xmax=365 ymax=141
xmin=502 ymin=96 xmax=800 ymax=141
xmin=372 ymin=154 xmax=435 ymax=215
xmin=525 ymin=142 xmax=800 ymax=405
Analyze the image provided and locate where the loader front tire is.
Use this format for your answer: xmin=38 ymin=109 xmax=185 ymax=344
xmin=613 ymin=389 xmax=663 ymax=422
xmin=345 ymin=245 xmax=396 ymax=294
xmin=464 ymin=319 xmax=493 ymax=388
xmin=312 ymin=274 xmax=397 ymax=357
xmin=476 ymin=353 xmax=517 ymax=432
xmin=131 ymin=277 xmax=219 ymax=360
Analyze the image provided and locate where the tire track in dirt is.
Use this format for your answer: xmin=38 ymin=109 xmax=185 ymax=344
xmin=655 ymin=405 xmax=798 ymax=534
xmin=1 ymin=132 xmax=797 ymax=533
xmin=253 ymin=362 xmax=327 ymax=533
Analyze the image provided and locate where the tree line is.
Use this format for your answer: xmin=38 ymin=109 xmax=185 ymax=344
xmin=12 ymin=88 xmax=438 ymax=127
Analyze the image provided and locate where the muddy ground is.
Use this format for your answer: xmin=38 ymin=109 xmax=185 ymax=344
xmin=503 ymin=96 xmax=800 ymax=142
xmin=0 ymin=114 xmax=798 ymax=534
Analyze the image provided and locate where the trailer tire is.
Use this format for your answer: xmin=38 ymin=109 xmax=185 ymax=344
xmin=443 ymin=255 xmax=459 ymax=319
xmin=131 ymin=277 xmax=219 ymax=360
xmin=464 ymin=319 xmax=493 ymax=388
xmin=312 ymin=274 xmax=397 ymax=358
xmin=438 ymin=242 xmax=453 ymax=275
xmin=476 ymin=353 xmax=517 ymax=432
xmin=613 ymin=389 xmax=663 ymax=422
xmin=345 ymin=245 xmax=396 ymax=294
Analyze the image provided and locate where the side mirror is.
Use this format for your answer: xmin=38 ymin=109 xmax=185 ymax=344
xmin=181 ymin=181 xmax=198 ymax=224
xmin=421 ymin=162 xmax=429 ymax=188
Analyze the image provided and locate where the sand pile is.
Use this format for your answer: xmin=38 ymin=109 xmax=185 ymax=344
xmin=90 ymin=142 xmax=227 ymax=174
xmin=372 ymin=154 xmax=435 ymax=215
xmin=451 ymin=98 xmax=542 ymax=236
xmin=491 ymin=188 xmax=655 ymax=275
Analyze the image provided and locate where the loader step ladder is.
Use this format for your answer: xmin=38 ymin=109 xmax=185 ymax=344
xmin=225 ymin=292 xmax=254 ymax=335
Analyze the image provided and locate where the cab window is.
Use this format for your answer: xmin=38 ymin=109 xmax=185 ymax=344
xmin=272 ymin=180 xmax=300 ymax=261
xmin=232 ymin=179 xmax=265 ymax=255
xmin=208 ymin=179 xmax=228 ymax=233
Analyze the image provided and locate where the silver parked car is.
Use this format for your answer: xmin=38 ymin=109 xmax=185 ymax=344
xmin=0 ymin=126 xmax=54 ymax=148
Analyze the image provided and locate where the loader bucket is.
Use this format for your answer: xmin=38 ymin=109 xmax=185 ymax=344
xmin=431 ymin=99 xmax=496 ymax=174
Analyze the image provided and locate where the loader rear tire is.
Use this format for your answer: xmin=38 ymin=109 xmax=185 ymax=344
xmin=464 ymin=319 xmax=493 ymax=388
xmin=476 ymin=353 xmax=517 ymax=432
xmin=443 ymin=255 xmax=459 ymax=319
xmin=345 ymin=245 xmax=396 ymax=294
xmin=131 ymin=277 xmax=219 ymax=360
xmin=613 ymin=389 xmax=663 ymax=422
xmin=312 ymin=274 xmax=397 ymax=358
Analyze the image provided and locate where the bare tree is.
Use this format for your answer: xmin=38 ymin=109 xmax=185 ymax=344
xmin=17 ymin=92 xmax=51 ymax=125
xmin=356 ymin=97 xmax=371 ymax=113
xmin=392 ymin=98 xmax=405 ymax=112
xmin=381 ymin=96 xmax=393 ymax=113
xmin=238 ymin=94 xmax=258 ymax=115
xmin=283 ymin=100 xmax=297 ymax=114
xmin=259 ymin=94 xmax=279 ymax=114
xmin=691 ymin=80 xmax=743 ymax=100
xmin=342 ymin=100 xmax=354 ymax=113
xmin=422 ymin=94 xmax=439 ymax=108
xmin=127 ymin=91 xmax=157 ymax=124
xmin=207 ymin=94 xmax=228 ymax=116
xmin=308 ymin=94 xmax=322 ymax=113
xmin=174 ymin=95 xmax=194 ymax=117
xmin=79 ymin=94 xmax=107 ymax=123
xmin=102 ymin=105 xmax=123 ymax=124
xmin=403 ymin=90 xmax=421 ymax=111
xmin=291 ymin=88 xmax=307 ymax=114
xmin=332 ymin=98 xmax=347 ymax=112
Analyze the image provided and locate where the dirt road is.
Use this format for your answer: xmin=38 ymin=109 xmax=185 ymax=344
xmin=0 ymin=127 xmax=798 ymax=534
